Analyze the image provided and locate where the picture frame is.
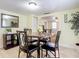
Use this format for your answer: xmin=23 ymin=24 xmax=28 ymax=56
xmin=1 ymin=13 xmax=19 ymax=28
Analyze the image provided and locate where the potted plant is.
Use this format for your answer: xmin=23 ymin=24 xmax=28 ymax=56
xmin=69 ymin=12 xmax=79 ymax=35
xmin=5 ymin=28 xmax=12 ymax=34
xmin=69 ymin=12 xmax=79 ymax=46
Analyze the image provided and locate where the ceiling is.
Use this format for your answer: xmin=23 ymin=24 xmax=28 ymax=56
xmin=0 ymin=0 xmax=79 ymax=15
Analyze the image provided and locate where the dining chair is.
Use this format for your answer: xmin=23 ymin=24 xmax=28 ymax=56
xmin=41 ymin=31 xmax=61 ymax=58
xmin=17 ymin=29 xmax=38 ymax=58
xmin=24 ymin=28 xmax=38 ymax=45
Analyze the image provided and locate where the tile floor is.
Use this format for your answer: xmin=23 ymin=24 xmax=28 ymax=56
xmin=0 ymin=46 xmax=79 ymax=58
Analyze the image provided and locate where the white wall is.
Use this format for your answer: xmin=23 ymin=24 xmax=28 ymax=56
xmin=0 ymin=9 xmax=31 ymax=48
xmin=38 ymin=8 xmax=79 ymax=49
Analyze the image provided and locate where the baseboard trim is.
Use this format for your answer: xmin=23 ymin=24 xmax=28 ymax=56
xmin=59 ymin=44 xmax=76 ymax=49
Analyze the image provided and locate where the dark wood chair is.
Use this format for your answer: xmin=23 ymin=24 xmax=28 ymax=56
xmin=24 ymin=28 xmax=38 ymax=45
xmin=41 ymin=31 xmax=61 ymax=58
xmin=17 ymin=29 xmax=38 ymax=58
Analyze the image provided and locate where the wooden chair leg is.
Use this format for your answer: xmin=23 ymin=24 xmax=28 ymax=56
xmin=46 ymin=50 xmax=48 ymax=57
xmin=26 ymin=53 xmax=29 ymax=58
xmin=37 ymin=49 xmax=38 ymax=58
xmin=58 ymin=48 xmax=60 ymax=58
xmin=29 ymin=52 xmax=31 ymax=58
xmin=18 ymin=49 xmax=21 ymax=58
xmin=41 ymin=49 xmax=43 ymax=57
xmin=55 ymin=51 xmax=56 ymax=58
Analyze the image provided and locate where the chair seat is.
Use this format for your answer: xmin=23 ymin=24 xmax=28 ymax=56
xmin=30 ymin=40 xmax=38 ymax=45
xmin=40 ymin=38 xmax=48 ymax=43
xmin=30 ymin=40 xmax=38 ymax=43
xmin=20 ymin=44 xmax=38 ymax=53
xmin=41 ymin=31 xmax=61 ymax=58
xmin=41 ymin=43 xmax=55 ymax=51
xmin=47 ymin=42 xmax=55 ymax=47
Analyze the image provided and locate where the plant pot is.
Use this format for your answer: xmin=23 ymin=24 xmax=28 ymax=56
xmin=76 ymin=43 xmax=79 ymax=46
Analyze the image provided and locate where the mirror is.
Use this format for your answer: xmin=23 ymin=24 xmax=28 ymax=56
xmin=1 ymin=13 xmax=19 ymax=28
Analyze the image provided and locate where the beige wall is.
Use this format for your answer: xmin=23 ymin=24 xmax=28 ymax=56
xmin=38 ymin=8 xmax=79 ymax=49
xmin=0 ymin=9 xmax=32 ymax=48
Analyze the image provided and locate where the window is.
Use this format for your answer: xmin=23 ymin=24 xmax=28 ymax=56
xmin=52 ymin=22 xmax=57 ymax=29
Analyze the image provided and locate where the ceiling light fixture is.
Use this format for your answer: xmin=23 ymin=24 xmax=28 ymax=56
xmin=29 ymin=2 xmax=37 ymax=5
xmin=27 ymin=0 xmax=39 ymax=10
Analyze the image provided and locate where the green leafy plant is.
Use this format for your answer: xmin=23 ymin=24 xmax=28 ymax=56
xmin=6 ymin=28 xmax=12 ymax=32
xmin=69 ymin=12 xmax=79 ymax=35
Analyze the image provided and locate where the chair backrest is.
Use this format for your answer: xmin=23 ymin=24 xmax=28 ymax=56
xmin=24 ymin=29 xmax=32 ymax=35
xmin=55 ymin=31 xmax=61 ymax=48
xmin=24 ymin=29 xmax=32 ymax=41
xmin=44 ymin=29 xmax=52 ymax=34
xmin=17 ymin=29 xmax=33 ymax=48
xmin=17 ymin=31 xmax=26 ymax=47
